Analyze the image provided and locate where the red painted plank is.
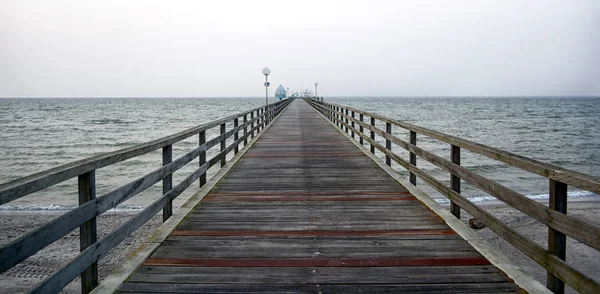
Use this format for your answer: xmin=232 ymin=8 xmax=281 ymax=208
xmin=245 ymin=152 xmax=366 ymax=158
xmin=143 ymin=257 xmax=491 ymax=267
xmin=256 ymin=140 xmax=351 ymax=144
xmin=204 ymin=196 xmax=417 ymax=202
xmin=208 ymin=191 xmax=411 ymax=197
xmin=171 ymin=229 xmax=456 ymax=237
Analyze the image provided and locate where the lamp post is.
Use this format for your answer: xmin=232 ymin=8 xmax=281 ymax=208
xmin=262 ymin=67 xmax=271 ymax=106
xmin=262 ymin=67 xmax=271 ymax=123
xmin=314 ymin=82 xmax=319 ymax=100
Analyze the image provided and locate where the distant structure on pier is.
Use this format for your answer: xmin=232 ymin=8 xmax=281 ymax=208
xmin=275 ymin=84 xmax=287 ymax=100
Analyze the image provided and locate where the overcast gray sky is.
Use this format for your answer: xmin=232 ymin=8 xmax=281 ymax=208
xmin=1 ymin=0 xmax=599 ymax=97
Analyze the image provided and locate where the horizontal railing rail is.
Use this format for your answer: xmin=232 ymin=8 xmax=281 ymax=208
xmin=0 ymin=98 xmax=293 ymax=293
xmin=307 ymin=99 xmax=600 ymax=294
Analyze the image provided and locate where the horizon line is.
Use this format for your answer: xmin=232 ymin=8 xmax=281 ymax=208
xmin=1 ymin=95 xmax=600 ymax=99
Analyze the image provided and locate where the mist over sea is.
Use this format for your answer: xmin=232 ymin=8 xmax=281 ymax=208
xmin=1 ymin=97 xmax=599 ymax=210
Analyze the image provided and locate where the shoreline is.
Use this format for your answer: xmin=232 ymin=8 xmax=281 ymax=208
xmin=1 ymin=197 xmax=598 ymax=293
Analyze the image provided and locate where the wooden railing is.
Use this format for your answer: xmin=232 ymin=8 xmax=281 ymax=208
xmin=0 ymin=99 xmax=292 ymax=293
xmin=307 ymin=99 xmax=600 ymax=294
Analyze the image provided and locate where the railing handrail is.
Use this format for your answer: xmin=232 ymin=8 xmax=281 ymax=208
xmin=307 ymin=99 xmax=600 ymax=294
xmin=0 ymin=98 xmax=293 ymax=293
xmin=322 ymin=101 xmax=600 ymax=195
xmin=0 ymin=101 xmax=286 ymax=206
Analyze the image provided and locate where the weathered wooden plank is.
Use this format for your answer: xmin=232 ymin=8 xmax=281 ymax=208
xmin=165 ymin=235 xmax=465 ymax=242
xmin=129 ymin=270 xmax=508 ymax=284
xmin=119 ymin=282 xmax=520 ymax=293
xmin=149 ymin=250 xmax=482 ymax=259
xmin=143 ymin=257 xmax=490 ymax=267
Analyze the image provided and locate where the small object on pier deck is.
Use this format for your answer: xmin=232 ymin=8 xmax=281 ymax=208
xmin=469 ymin=218 xmax=486 ymax=230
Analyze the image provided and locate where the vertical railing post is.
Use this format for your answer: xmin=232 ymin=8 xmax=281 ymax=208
xmin=256 ymin=109 xmax=260 ymax=132
xmin=260 ymin=109 xmax=264 ymax=131
xmin=162 ymin=144 xmax=173 ymax=221
xmin=336 ymin=107 xmax=340 ymax=126
xmin=266 ymin=105 xmax=269 ymax=125
xmin=547 ymin=179 xmax=567 ymax=294
xmin=199 ymin=130 xmax=206 ymax=187
xmin=233 ymin=117 xmax=239 ymax=154
xmin=359 ymin=113 xmax=364 ymax=145
xmin=385 ymin=122 xmax=392 ymax=166
xmin=344 ymin=108 xmax=349 ymax=133
xmin=370 ymin=117 xmax=375 ymax=154
xmin=243 ymin=114 xmax=248 ymax=146
xmin=250 ymin=111 xmax=255 ymax=139
xmin=409 ymin=131 xmax=417 ymax=185
xmin=265 ymin=106 xmax=269 ymax=126
xmin=220 ymin=123 xmax=226 ymax=167
xmin=331 ymin=105 xmax=334 ymax=121
xmin=450 ymin=145 xmax=461 ymax=218
xmin=78 ymin=171 xmax=97 ymax=294
xmin=351 ymin=111 xmax=355 ymax=139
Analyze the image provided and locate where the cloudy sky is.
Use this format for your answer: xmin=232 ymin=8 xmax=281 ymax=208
xmin=1 ymin=0 xmax=598 ymax=97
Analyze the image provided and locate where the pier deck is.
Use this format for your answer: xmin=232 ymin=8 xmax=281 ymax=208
xmin=118 ymin=100 xmax=520 ymax=293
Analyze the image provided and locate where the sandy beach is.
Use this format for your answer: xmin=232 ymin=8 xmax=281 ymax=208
xmin=1 ymin=197 xmax=599 ymax=293
xmin=470 ymin=197 xmax=600 ymax=294
xmin=0 ymin=211 xmax=163 ymax=293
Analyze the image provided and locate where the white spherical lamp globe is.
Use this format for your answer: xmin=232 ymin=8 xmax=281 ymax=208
xmin=315 ymin=82 xmax=319 ymax=86
xmin=262 ymin=67 xmax=271 ymax=76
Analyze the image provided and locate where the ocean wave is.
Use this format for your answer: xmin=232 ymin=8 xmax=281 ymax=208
xmin=434 ymin=190 xmax=596 ymax=204
xmin=85 ymin=119 xmax=133 ymax=125
xmin=0 ymin=204 xmax=144 ymax=212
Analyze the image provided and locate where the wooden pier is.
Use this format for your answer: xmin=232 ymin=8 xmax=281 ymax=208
xmin=117 ymin=100 xmax=520 ymax=293
xmin=1 ymin=98 xmax=599 ymax=294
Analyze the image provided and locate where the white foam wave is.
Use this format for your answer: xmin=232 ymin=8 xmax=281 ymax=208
xmin=0 ymin=204 xmax=144 ymax=212
xmin=434 ymin=190 xmax=596 ymax=204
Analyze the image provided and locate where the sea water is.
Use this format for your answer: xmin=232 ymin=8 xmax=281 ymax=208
xmin=0 ymin=97 xmax=598 ymax=210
